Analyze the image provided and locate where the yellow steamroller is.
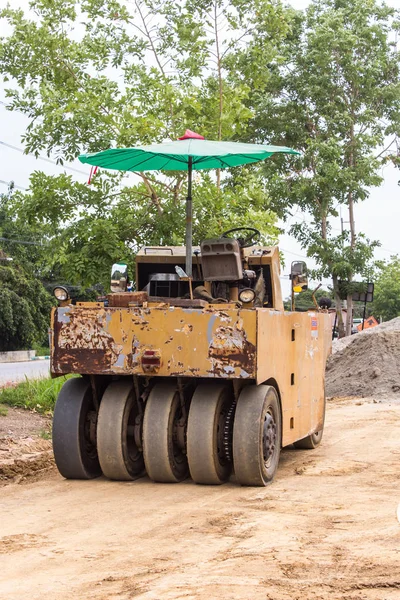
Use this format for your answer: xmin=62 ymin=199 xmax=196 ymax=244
xmin=50 ymin=229 xmax=331 ymax=487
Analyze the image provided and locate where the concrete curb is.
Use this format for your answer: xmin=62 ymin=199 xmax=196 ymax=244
xmin=0 ymin=350 xmax=36 ymax=363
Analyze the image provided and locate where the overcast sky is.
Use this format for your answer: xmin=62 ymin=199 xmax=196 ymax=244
xmin=0 ymin=0 xmax=399 ymax=296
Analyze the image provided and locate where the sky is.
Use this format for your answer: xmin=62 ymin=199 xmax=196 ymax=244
xmin=0 ymin=0 xmax=399 ymax=297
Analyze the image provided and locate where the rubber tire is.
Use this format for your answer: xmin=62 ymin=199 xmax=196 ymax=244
xmin=233 ymin=384 xmax=281 ymax=487
xmin=53 ymin=378 xmax=101 ymax=480
xmin=293 ymin=430 xmax=323 ymax=449
xmin=143 ymin=382 xmax=189 ymax=483
xmin=97 ymin=379 xmax=144 ymax=480
xmin=187 ymin=383 xmax=232 ymax=485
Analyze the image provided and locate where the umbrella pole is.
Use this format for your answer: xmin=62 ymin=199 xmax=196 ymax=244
xmin=185 ymin=156 xmax=193 ymax=277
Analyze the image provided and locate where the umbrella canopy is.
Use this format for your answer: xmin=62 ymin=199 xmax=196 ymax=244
xmin=79 ymin=138 xmax=299 ymax=172
xmin=78 ymin=131 xmax=300 ymax=277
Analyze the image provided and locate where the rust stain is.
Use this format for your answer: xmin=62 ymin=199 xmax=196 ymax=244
xmin=208 ymin=321 xmax=256 ymax=376
xmin=126 ymin=335 xmax=141 ymax=370
xmin=52 ymin=305 xmax=257 ymax=380
xmin=188 ymin=367 xmax=200 ymax=374
xmin=53 ymin=308 xmax=122 ymax=374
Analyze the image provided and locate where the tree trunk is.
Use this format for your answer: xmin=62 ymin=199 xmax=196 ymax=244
xmin=321 ymin=213 xmax=345 ymax=338
xmin=345 ymin=121 xmax=356 ymax=337
xmin=346 ymin=191 xmax=355 ymax=336
xmin=332 ymin=273 xmax=345 ymax=338
xmin=345 ymin=293 xmax=353 ymax=336
xmin=214 ymin=0 xmax=223 ymax=191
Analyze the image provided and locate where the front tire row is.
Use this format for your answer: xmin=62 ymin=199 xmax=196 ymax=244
xmin=52 ymin=378 xmax=322 ymax=487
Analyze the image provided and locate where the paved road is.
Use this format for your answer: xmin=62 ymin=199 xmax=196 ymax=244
xmin=0 ymin=359 xmax=50 ymax=385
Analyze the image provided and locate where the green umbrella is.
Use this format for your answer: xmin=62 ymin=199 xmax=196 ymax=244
xmin=79 ymin=130 xmax=300 ymax=276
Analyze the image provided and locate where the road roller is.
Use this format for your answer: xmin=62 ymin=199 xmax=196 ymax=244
xmin=50 ymin=227 xmax=331 ymax=486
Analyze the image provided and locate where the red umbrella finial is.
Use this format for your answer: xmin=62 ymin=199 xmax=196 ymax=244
xmin=178 ymin=129 xmax=205 ymax=140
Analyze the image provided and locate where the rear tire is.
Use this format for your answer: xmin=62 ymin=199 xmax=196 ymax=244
xmin=293 ymin=429 xmax=323 ymax=449
xmin=233 ymin=384 xmax=281 ymax=487
xmin=187 ymin=383 xmax=232 ymax=484
xmin=97 ymin=379 xmax=144 ymax=480
xmin=53 ymin=378 xmax=101 ymax=480
xmin=143 ymin=382 xmax=189 ymax=483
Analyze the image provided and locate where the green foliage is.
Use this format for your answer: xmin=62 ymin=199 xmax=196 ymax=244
xmin=0 ymin=205 xmax=55 ymax=351
xmin=370 ymin=256 xmax=400 ymax=321
xmin=250 ymin=0 xmax=400 ymax=335
xmin=0 ymin=0 xmax=294 ymax=288
xmin=0 ymin=187 xmax=50 ymax=278
xmin=32 ymin=344 xmax=51 ymax=357
xmin=0 ymin=404 xmax=8 ymax=417
xmin=295 ymin=288 xmax=332 ymax=312
xmin=0 ymin=375 xmax=76 ymax=414
xmin=291 ymin=225 xmax=380 ymax=282
xmin=0 ymin=0 xmax=398 ymax=310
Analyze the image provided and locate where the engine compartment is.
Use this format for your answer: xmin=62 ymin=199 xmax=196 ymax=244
xmin=133 ymin=232 xmax=276 ymax=309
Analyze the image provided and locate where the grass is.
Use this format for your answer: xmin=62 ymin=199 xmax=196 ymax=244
xmin=0 ymin=403 xmax=8 ymax=417
xmin=39 ymin=428 xmax=52 ymax=440
xmin=32 ymin=344 xmax=51 ymax=357
xmin=0 ymin=375 xmax=76 ymax=415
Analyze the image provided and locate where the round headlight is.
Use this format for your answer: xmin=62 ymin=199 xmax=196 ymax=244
xmin=53 ymin=286 xmax=69 ymax=301
xmin=239 ymin=288 xmax=256 ymax=303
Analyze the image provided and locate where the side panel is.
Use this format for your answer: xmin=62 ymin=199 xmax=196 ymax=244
xmin=51 ymin=305 xmax=257 ymax=380
xmin=256 ymin=310 xmax=331 ymax=447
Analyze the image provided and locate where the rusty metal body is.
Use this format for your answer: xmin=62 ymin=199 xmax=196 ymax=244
xmin=50 ymin=245 xmax=331 ymax=449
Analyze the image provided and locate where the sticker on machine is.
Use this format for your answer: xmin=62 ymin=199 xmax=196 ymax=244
xmin=311 ymin=316 xmax=318 ymax=339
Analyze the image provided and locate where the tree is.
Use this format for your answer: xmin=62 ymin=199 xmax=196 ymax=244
xmin=0 ymin=258 xmax=55 ymax=352
xmin=0 ymin=0 xmax=293 ymax=287
xmin=0 ymin=189 xmax=56 ymax=351
xmin=250 ymin=0 xmax=400 ymax=336
xmin=0 ymin=185 xmax=48 ymax=278
xmin=371 ymin=256 xmax=400 ymax=321
xmin=283 ymin=287 xmax=331 ymax=311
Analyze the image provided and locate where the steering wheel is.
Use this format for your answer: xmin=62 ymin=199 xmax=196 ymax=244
xmin=221 ymin=227 xmax=261 ymax=248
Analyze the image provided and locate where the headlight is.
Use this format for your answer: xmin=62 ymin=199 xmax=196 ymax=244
xmin=53 ymin=286 xmax=70 ymax=301
xmin=239 ymin=288 xmax=255 ymax=303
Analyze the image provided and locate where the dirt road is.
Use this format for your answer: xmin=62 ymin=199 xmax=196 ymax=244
xmin=1 ymin=398 xmax=399 ymax=600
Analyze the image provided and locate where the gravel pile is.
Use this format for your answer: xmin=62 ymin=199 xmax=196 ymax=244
xmin=327 ymin=317 xmax=400 ymax=399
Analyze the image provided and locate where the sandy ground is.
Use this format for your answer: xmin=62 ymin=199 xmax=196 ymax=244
xmin=0 ymin=407 xmax=53 ymax=483
xmin=0 ymin=397 xmax=400 ymax=600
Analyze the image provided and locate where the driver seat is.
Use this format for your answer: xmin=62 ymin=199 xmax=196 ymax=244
xmin=200 ymin=237 xmax=243 ymax=281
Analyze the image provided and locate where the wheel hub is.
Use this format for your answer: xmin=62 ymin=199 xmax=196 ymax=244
xmin=262 ymin=411 xmax=277 ymax=466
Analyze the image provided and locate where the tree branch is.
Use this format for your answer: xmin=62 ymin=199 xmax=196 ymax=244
xmin=134 ymin=0 xmax=166 ymax=79
xmin=139 ymin=173 xmax=163 ymax=216
xmin=214 ymin=0 xmax=223 ymax=189
xmin=375 ymin=136 xmax=397 ymax=159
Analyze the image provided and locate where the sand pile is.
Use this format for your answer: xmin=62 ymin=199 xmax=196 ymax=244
xmin=326 ymin=317 xmax=400 ymax=399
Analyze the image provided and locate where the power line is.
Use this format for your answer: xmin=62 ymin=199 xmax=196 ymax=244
xmin=280 ymin=246 xmax=308 ymax=259
xmin=380 ymin=246 xmax=399 ymax=255
xmin=0 ymin=101 xmax=89 ymax=176
xmin=0 ymin=140 xmax=88 ymax=176
xmin=0 ymin=179 xmax=27 ymax=191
